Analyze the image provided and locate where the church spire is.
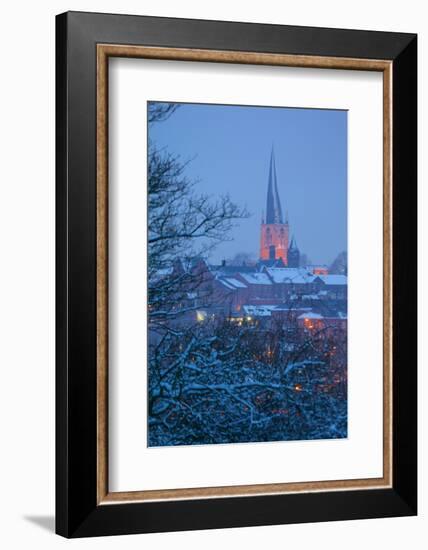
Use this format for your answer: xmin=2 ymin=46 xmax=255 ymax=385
xmin=260 ymin=148 xmax=289 ymax=264
xmin=266 ymin=147 xmax=284 ymax=224
xmin=288 ymin=234 xmax=300 ymax=268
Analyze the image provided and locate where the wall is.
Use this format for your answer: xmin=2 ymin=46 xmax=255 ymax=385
xmin=0 ymin=0 xmax=424 ymax=548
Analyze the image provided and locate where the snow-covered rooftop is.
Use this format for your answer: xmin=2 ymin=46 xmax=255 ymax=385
xmin=265 ymin=267 xmax=314 ymax=284
xmin=242 ymin=305 xmax=276 ymax=317
xmin=209 ymin=264 xmax=257 ymax=276
xmin=217 ymin=277 xmax=248 ymax=290
xmin=298 ymin=312 xmax=324 ymax=320
xmin=318 ymin=274 xmax=347 ymax=286
xmin=217 ymin=279 xmax=235 ymax=290
xmin=302 ymin=294 xmax=320 ymax=300
xmin=272 ymin=305 xmax=312 ymax=312
xmin=224 ymin=277 xmax=247 ymax=289
xmin=238 ymin=272 xmax=272 ymax=285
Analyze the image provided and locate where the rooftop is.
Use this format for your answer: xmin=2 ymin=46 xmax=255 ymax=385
xmin=298 ymin=312 xmax=324 ymax=320
xmin=238 ymin=272 xmax=272 ymax=285
xmin=265 ymin=267 xmax=314 ymax=284
xmin=218 ymin=277 xmax=248 ymax=290
xmin=318 ymin=274 xmax=348 ymax=286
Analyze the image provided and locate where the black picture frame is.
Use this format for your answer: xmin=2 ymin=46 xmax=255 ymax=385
xmin=56 ymin=11 xmax=417 ymax=538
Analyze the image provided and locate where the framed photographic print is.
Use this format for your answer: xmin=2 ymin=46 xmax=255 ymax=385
xmin=56 ymin=11 xmax=417 ymax=537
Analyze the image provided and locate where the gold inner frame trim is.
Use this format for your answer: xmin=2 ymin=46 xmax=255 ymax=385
xmin=96 ymin=44 xmax=393 ymax=505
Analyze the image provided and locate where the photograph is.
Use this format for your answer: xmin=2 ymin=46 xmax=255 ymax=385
xmin=0 ymin=0 xmax=421 ymax=544
xmin=147 ymin=101 xmax=348 ymax=447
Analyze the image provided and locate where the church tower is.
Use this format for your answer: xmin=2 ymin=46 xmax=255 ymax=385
xmin=288 ymin=235 xmax=300 ymax=268
xmin=259 ymin=149 xmax=289 ymax=264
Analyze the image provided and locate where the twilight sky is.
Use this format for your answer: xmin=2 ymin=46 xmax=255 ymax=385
xmin=149 ymin=102 xmax=347 ymax=265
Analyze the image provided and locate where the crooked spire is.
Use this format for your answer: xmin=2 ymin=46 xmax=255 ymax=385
xmin=265 ymin=147 xmax=284 ymax=224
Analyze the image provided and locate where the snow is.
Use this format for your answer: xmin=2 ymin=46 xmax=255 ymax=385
xmin=217 ymin=277 xmax=248 ymax=290
xmin=217 ymin=279 xmax=237 ymax=290
xmin=238 ymin=272 xmax=272 ymax=285
xmin=298 ymin=312 xmax=324 ymax=320
xmin=150 ymin=266 xmax=174 ymax=282
xmin=242 ymin=305 xmax=276 ymax=317
xmin=224 ymin=277 xmax=247 ymax=289
xmin=318 ymin=274 xmax=347 ymax=286
xmin=265 ymin=267 xmax=315 ymax=284
xmin=273 ymin=305 xmax=312 ymax=312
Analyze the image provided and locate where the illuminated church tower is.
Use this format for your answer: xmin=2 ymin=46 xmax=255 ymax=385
xmin=259 ymin=149 xmax=289 ymax=264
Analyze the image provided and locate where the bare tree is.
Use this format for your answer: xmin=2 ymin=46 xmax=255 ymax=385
xmin=148 ymin=102 xmax=179 ymax=124
xmin=148 ymin=125 xmax=248 ymax=330
xmin=148 ymin=311 xmax=347 ymax=446
xmin=329 ymin=251 xmax=348 ymax=274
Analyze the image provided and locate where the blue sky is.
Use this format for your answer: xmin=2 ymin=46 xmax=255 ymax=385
xmin=149 ymin=102 xmax=347 ymax=265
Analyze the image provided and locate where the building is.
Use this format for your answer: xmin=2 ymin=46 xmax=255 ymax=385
xmin=287 ymin=236 xmax=300 ymax=268
xmin=151 ymin=150 xmax=347 ymax=337
xmin=307 ymin=265 xmax=329 ymax=276
xmin=259 ymin=149 xmax=304 ymax=270
xmin=259 ymin=149 xmax=290 ymax=263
